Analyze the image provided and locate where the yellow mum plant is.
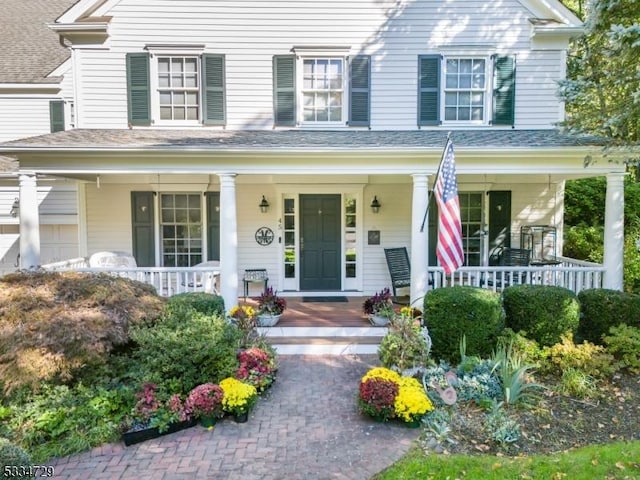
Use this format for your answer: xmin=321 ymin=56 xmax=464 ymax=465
xmin=219 ymin=377 xmax=258 ymax=415
xmin=394 ymin=376 xmax=434 ymax=423
xmin=358 ymin=367 xmax=434 ymax=426
xmin=361 ymin=367 xmax=401 ymax=385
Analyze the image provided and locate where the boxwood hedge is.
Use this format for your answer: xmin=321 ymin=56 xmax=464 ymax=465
xmin=423 ymin=286 xmax=504 ymax=362
xmin=502 ymin=285 xmax=579 ymax=347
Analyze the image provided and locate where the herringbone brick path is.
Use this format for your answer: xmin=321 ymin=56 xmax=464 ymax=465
xmin=48 ymin=355 xmax=419 ymax=479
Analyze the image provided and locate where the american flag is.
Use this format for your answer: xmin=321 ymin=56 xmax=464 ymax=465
xmin=434 ymin=139 xmax=464 ymax=274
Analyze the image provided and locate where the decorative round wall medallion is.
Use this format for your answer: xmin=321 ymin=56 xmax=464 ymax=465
xmin=255 ymin=227 xmax=274 ymax=246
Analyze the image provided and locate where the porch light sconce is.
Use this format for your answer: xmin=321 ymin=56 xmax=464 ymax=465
xmin=9 ymin=198 xmax=19 ymax=218
xmin=259 ymin=195 xmax=270 ymax=213
xmin=370 ymin=196 xmax=381 ymax=214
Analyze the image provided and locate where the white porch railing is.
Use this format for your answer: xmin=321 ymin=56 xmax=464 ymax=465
xmin=428 ymin=260 xmax=604 ymax=294
xmin=41 ymin=260 xmax=220 ymax=297
xmin=41 ymin=257 xmax=603 ymax=297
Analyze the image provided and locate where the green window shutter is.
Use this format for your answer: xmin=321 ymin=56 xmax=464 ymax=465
xmin=131 ymin=191 xmax=156 ymax=267
xmin=49 ymin=100 xmax=65 ymax=133
xmin=203 ymin=54 xmax=226 ymax=125
xmin=418 ymin=55 xmax=441 ymax=126
xmin=488 ymin=191 xmax=512 ymax=265
xmin=126 ymin=53 xmax=151 ymax=126
xmin=349 ymin=55 xmax=371 ymax=126
xmin=492 ymin=56 xmax=516 ymax=126
xmin=206 ymin=192 xmax=220 ymax=261
xmin=273 ymin=55 xmax=296 ymax=126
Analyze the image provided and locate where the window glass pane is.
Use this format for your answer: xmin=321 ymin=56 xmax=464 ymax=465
xmin=345 ymin=215 xmax=356 ymax=228
xmin=345 ymin=197 xmax=356 ymax=214
xmin=284 ymin=231 xmax=295 ymax=245
xmin=185 ymin=75 xmax=198 ymax=88
xmin=285 ymin=263 xmax=295 ymax=278
xmin=284 ymin=199 xmax=294 ymax=213
xmin=445 ymin=108 xmax=457 ymax=121
xmin=160 ymin=107 xmax=172 ymax=120
xmin=284 ymin=216 xmax=295 ymax=230
xmin=346 ymin=264 xmax=356 ymax=278
xmin=185 ymin=58 xmax=197 ymax=72
xmin=471 ymin=107 xmax=483 ymax=121
xmin=159 ymin=75 xmax=170 ymax=88
xmin=316 ymin=109 xmax=328 ymax=121
xmin=284 ymin=247 xmax=295 ymax=263
xmin=187 ymin=107 xmax=198 ymax=120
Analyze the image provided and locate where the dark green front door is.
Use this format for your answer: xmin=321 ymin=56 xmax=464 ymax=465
xmin=300 ymin=194 xmax=341 ymax=290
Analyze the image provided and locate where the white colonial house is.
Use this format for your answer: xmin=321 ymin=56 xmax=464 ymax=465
xmin=0 ymin=0 xmax=625 ymax=312
xmin=0 ymin=1 xmax=80 ymax=274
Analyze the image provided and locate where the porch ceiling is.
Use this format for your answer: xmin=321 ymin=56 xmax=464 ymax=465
xmin=0 ymin=128 xmax=625 ymax=177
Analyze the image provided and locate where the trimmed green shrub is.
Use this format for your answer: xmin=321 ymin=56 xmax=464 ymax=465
xmin=577 ymin=289 xmax=640 ymax=344
xmin=424 ymin=286 xmax=504 ymax=362
xmin=0 ymin=438 xmax=32 ymax=478
xmin=129 ymin=311 xmax=240 ymax=394
xmin=166 ymin=292 xmax=225 ymax=317
xmin=502 ymin=285 xmax=579 ymax=347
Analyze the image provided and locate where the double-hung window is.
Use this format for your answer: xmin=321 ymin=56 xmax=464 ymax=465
xmin=302 ymin=58 xmax=344 ymax=123
xmin=273 ymin=50 xmax=371 ymax=127
xmin=157 ymin=56 xmax=200 ymax=121
xmin=126 ymin=47 xmax=226 ymax=127
xmin=444 ymin=58 xmax=487 ymax=122
xmin=418 ymin=54 xmax=515 ymax=127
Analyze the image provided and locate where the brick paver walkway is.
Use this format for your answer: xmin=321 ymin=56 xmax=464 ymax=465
xmin=49 ymin=355 xmax=420 ymax=479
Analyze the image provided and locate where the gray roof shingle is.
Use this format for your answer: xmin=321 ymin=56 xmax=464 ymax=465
xmin=0 ymin=0 xmax=78 ymax=83
xmin=0 ymin=128 xmax=606 ymax=151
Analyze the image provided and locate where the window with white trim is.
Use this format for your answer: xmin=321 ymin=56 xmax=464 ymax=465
xmin=444 ymin=58 xmax=487 ymax=122
xmin=157 ymin=56 xmax=200 ymax=121
xmin=160 ymin=193 xmax=202 ymax=267
xmin=302 ymin=58 xmax=344 ymax=123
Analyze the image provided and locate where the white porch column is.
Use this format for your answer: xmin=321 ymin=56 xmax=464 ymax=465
xmin=218 ymin=173 xmax=238 ymax=312
xmin=603 ymin=172 xmax=625 ymax=290
xmin=18 ymin=172 xmax=41 ymax=268
xmin=410 ymin=173 xmax=430 ymax=307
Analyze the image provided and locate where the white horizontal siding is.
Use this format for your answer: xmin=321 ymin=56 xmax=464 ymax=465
xmin=72 ymin=0 xmax=564 ymax=130
xmin=85 ymin=183 xmax=135 ymax=253
xmin=0 ymin=97 xmax=53 ymax=142
xmin=0 ymin=183 xmax=78 ymax=224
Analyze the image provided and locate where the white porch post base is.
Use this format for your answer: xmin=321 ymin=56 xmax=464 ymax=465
xmin=19 ymin=173 xmax=41 ymax=269
xmin=410 ymin=173 xmax=430 ymax=307
xmin=603 ymin=172 xmax=625 ymax=290
xmin=219 ymin=173 xmax=239 ymax=312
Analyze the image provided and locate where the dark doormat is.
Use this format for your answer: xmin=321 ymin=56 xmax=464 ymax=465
xmin=302 ymin=296 xmax=349 ymax=303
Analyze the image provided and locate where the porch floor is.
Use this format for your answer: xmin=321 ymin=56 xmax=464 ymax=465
xmin=241 ymin=296 xmax=388 ymax=354
xmin=242 ymin=296 xmax=371 ymax=327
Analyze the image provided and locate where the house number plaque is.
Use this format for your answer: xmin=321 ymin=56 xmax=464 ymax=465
xmin=255 ymin=227 xmax=274 ymax=246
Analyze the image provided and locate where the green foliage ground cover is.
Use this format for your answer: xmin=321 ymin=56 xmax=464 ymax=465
xmin=0 ymin=272 xmax=271 ymax=463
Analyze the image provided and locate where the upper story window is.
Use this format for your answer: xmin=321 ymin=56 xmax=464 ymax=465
xmin=418 ymin=54 xmax=515 ymax=127
xmin=302 ymin=58 xmax=344 ymax=123
xmin=157 ymin=56 xmax=200 ymax=121
xmin=273 ymin=51 xmax=370 ymax=128
xmin=126 ymin=47 xmax=225 ymax=127
xmin=444 ymin=58 xmax=487 ymax=122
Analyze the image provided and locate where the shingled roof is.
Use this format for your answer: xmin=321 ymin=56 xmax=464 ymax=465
xmin=0 ymin=0 xmax=77 ymax=83
xmin=0 ymin=128 xmax=606 ymax=151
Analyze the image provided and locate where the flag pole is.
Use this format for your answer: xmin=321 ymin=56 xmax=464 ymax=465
xmin=420 ymin=131 xmax=452 ymax=232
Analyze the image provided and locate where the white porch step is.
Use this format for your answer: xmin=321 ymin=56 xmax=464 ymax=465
xmin=260 ymin=326 xmax=387 ymax=355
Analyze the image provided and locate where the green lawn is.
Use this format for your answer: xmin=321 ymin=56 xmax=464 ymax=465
xmin=373 ymin=441 xmax=640 ymax=480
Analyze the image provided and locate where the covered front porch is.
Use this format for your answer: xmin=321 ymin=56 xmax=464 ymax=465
xmin=4 ymin=129 xmax=625 ymax=312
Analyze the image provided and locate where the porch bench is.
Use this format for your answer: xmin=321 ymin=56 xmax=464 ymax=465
xmin=243 ymin=268 xmax=269 ymax=300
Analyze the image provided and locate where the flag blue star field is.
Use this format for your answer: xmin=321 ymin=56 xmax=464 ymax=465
xmin=434 ymin=139 xmax=464 ymax=274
